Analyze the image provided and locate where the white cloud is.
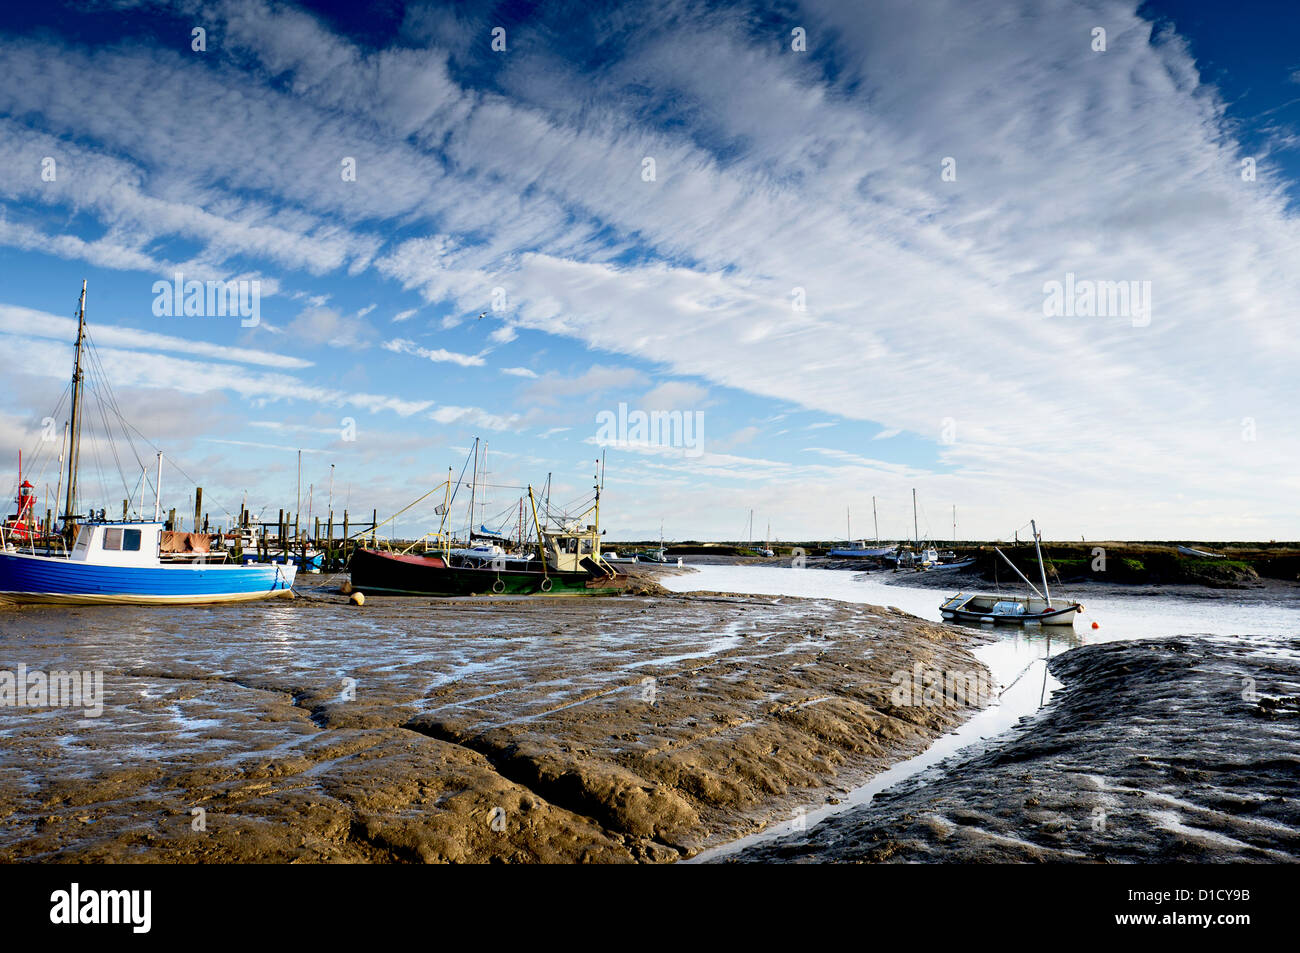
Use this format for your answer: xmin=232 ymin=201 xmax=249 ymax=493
xmin=383 ymin=338 xmax=485 ymax=367
xmin=0 ymin=304 xmax=312 ymax=369
xmin=2 ymin=0 xmax=1299 ymax=536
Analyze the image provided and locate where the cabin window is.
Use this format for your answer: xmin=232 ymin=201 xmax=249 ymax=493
xmin=122 ymin=529 xmax=142 ymax=551
xmin=102 ymin=528 xmax=122 ymax=550
xmin=72 ymin=524 xmax=90 ymax=552
xmin=579 ymin=539 xmax=593 ymax=554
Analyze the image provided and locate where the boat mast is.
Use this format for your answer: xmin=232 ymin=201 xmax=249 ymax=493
xmin=593 ymin=458 xmax=602 ymax=552
xmin=153 ymin=451 xmax=163 ymax=522
xmin=872 ymin=496 xmax=878 ymax=543
xmin=480 ymin=441 xmax=489 ymax=533
xmin=473 ymin=436 xmax=483 ymax=538
xmin=53 ymin=422 xmax=68 ymax=530
xmin=912 ymin=488 xmax=918 ymax=548
xmin=62 ymin=280 xmax=88 ymax=533
xmin=1031 ymin=519 xmax=1052 ymax=608
xmin=994 ymin=545 xmax=1047 ymax=601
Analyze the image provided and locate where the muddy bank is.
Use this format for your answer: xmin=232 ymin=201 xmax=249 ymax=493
xmin=878 ymin=564 xmax=1300 ymax=603
xmin=0 ymin=589 xmax=988 ymax=862
xmin=729 ymin=634 xmax=1300 ymax=862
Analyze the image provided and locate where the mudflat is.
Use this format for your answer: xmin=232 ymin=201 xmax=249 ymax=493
xmin=729 ymin=634 xmax=1300 ymax=863
xmin=0 ymin=586 xmax=988 ymax=862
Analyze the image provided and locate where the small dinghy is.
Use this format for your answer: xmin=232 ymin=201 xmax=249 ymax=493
xmin=940 ymin=519 xmax=1081 ymax=627
xmin=940 ymin=592 xmax=1081 ymax=626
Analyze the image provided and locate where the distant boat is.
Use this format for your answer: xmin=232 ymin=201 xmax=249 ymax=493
xmin=927 ymin=556 xmax=976 ymax=572
xmin=1177 ymin=546 xmax=1226 ymax=559
xmin=636 ymin=521 xmax=673 ymax=563
xmin=828 ymin=542 xmax=894 ymax=558
xmin=634 ymin=547 xmax=672 ymax=563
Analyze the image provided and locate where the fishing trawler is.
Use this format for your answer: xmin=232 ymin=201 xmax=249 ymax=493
xmin=348 ymin=452 xmax=629 ymax=596
xmin=0 ymin=282 xmax=295 ymax=605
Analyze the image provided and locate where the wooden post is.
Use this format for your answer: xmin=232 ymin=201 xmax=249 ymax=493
xmin=372 ymin=509 xmax=377 ymax=546
xmin=326 ymin=512 xmax=334 ymax=568
xmin=193 ymin=487 xmax=202 ymax=537
xmin=122 ymin=499 xmax=128 ymax=520
xmin=168 ymin=507 xmax=176 ymax=532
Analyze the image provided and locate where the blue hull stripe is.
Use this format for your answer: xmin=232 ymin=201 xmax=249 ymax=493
xmin=0 ymin=551 xmax=294 ymax=601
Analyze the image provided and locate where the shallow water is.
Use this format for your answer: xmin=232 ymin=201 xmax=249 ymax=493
xmin=660 ymin=564 xmax=1299 ymax=860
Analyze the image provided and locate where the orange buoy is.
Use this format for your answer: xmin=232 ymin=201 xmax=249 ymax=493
xmin=1091 ymin=621 xmax=1099 ymax=629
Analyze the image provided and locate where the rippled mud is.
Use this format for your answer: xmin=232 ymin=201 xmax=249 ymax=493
xmin=731 ymin=635 xmax=1300 ymax=863
xmin=0 ymin=582 xmax=988 ymax=862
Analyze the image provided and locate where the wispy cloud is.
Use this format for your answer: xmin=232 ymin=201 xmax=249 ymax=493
xmin=382 ymin=338 xmax=485 ymax=367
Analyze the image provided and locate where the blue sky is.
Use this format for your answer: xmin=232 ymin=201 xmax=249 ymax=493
xmin=2 ymin=0 xmax=1298 ymax=542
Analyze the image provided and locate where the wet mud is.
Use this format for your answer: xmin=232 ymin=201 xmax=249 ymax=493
xmin=0 ymin=584 xmax=988 ymax=862
xmin=730 ymin=635 xmax=1300 ymax=862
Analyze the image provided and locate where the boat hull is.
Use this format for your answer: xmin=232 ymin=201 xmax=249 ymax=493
xmin=940 ymin=591 xmax=1081 ymax=626
xmin=0 ymin=550 xmax=296 ymax=605
xmin=348 ymin=548 xmax=628 ymax=596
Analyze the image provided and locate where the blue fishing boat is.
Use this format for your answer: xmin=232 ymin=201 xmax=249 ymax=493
xmin=0 ymin=521 xmax=295 ymax=605
xmin=0 ymin=281 xmax=296 ymax=606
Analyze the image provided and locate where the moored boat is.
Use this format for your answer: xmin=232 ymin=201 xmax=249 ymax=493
xmin=348 ymin=546 xmax=626 ymax=596
xmin=0 ymin=520 xmax=294 ymax=605
xmin=0 ymin=281 xmax=296 ymax=606
xmin=348 ymin=458 xmax=630 ymax=597
xmin=939 ymin=520 xmax=1079 ymax=627
xmin=828 ymin=542 xmax=894 ymax=558
xmin=940 ymin=591 xmax=1081 ymax=626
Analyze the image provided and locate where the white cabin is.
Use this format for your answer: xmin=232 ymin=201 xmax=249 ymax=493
xmin=69 ymin=521 xmax=164 ymax=565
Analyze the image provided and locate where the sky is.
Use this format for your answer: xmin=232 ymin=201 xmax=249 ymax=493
xmin=1 ymin=0 xmax=1298 ymax=543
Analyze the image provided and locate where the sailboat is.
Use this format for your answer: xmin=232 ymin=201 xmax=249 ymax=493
xmin=940 ymin=520 xmax=1082 ymax=626
xmin=0 ymin=282 xmax=296 ymax=605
